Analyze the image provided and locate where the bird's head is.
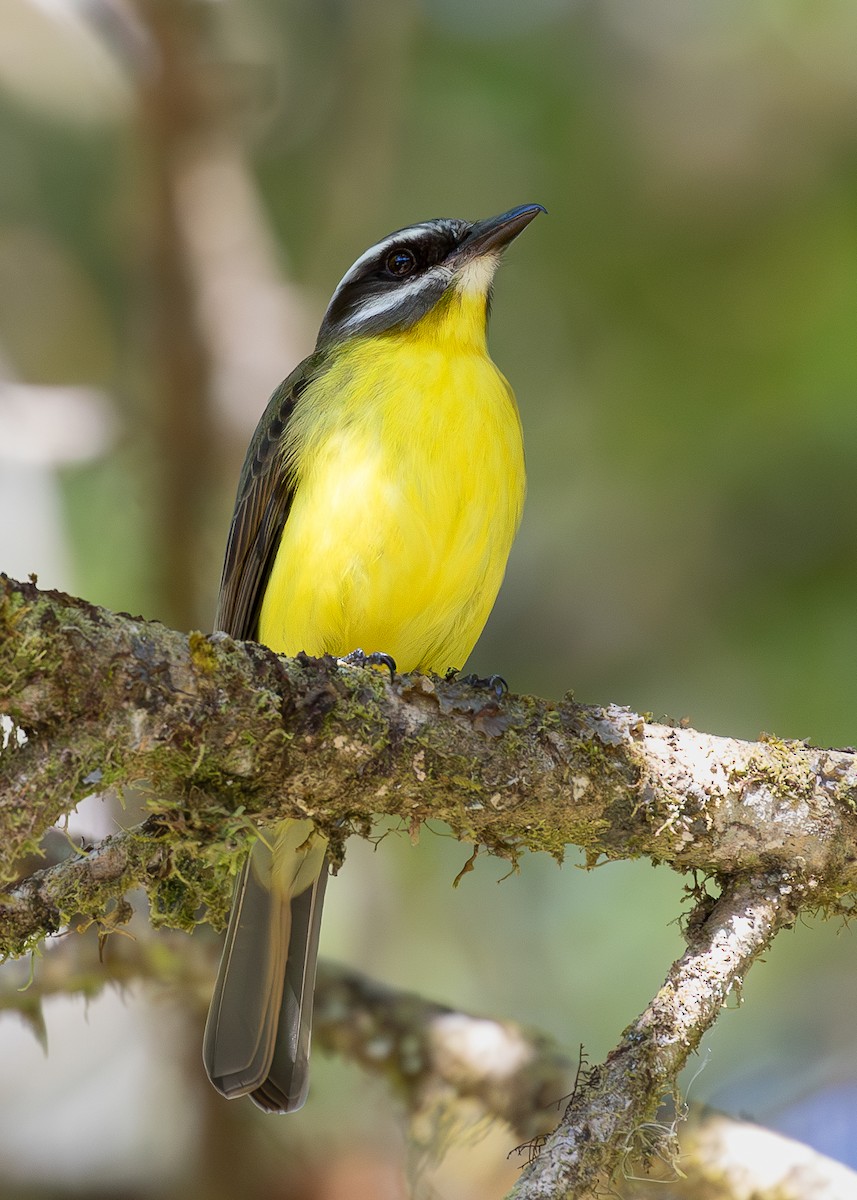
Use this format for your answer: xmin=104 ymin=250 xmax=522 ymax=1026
xmin=316 ymin=204 xmax=545 ymax=351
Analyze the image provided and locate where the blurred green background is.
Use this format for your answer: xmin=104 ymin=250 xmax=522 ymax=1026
xmin=2 ymin=0 xmax=857 ymax=1196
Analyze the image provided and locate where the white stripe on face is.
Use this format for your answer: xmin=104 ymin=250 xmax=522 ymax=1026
xmin=327 ymin=224 xmax=440 ymax=310
xmin=338 ymin=266 xmax=452 ymax=333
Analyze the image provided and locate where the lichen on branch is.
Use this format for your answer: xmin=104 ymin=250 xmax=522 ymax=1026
xmin=2 ymin=571 xmax=857 ymax=956
xmin=2 ymin=572 xmax=856 ymax=1196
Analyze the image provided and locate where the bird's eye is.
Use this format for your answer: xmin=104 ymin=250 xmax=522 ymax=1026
xmin=385 ymin=248 xmax=417 ymax=277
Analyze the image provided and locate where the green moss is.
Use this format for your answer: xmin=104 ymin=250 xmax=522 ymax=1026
xmin=730 ymin=735 xmax=816 ymax=806
xmin=836 ymin=777 xmax=857 ymax=812
xmin=188 ymin=629 xmax=218 ymax=674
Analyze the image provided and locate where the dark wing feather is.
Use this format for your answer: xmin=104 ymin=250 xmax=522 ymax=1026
xmin=215 ymin=355 xmax=321 ymax=641
xmin=206 ymin=351 xmax=329 ymax=1114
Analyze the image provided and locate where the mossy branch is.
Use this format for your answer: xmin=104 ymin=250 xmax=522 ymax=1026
xmin=3 ymin=572 xmax=857 ymax=909
xmin=2 ymin=927 xmax=851 ymax=1200
xmin=3 ymin=572 xmax=857 ymax=1195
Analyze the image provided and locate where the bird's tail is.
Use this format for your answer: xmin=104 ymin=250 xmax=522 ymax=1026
xmin=202 ymin=819 xmax=328 ymax=1112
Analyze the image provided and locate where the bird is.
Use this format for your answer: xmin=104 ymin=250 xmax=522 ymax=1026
xmin=202 ymin=203 xmax=544 ymax=1112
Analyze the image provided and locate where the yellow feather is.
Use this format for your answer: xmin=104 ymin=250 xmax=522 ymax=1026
xmin=258 ymin=289 xmax=526 ymax=673
xmin=205 ymin=207 xmax=541 ymax=1113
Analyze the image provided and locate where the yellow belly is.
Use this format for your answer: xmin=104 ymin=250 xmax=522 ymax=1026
xmin=258 ymin=318 xmax=525 ymax=674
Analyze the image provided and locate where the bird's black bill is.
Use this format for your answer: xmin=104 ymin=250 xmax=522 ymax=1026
xmin=456 ymin=203 xmax=546 ymax=262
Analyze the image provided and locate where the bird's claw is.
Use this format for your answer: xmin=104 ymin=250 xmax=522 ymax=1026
xmin=338 ymin=648 xmax=397 ymax=680
xmin=455 ymin=672 xmax=508 ymax=700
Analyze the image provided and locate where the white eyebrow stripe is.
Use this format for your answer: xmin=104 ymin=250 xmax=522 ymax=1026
xmin=328 ymin=224 xmax=441 ymax=307
xmin=339 ymin=266 xmax=452 ymax=332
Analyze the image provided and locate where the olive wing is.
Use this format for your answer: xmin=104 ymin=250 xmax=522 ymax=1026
xmin=215 ymin=359 xmax=318 ymax=641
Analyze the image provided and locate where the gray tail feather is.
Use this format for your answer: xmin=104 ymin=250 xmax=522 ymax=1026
xmin=203 ymin=838 xmax=328 ymax=1112
xmin=249 ymin=866 xmax=328 ymax=1112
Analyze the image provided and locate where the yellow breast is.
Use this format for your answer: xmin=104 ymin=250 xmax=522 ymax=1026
xmin=258 ymin=292 xmax=526 ymax=674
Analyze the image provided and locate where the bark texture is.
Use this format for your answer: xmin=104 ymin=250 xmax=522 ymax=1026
xmin=1 ymin=572 xmax=855 ymax=1197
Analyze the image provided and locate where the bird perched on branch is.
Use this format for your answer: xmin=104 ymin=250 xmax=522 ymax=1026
xmin=203 ymin=203 xmax=544 ymax=1111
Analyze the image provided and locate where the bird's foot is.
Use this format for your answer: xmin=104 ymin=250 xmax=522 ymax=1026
xmin=338 ymin=648 xmax=397 ymax=680
xmin=445 ymin=669 xmax=508 ymax=700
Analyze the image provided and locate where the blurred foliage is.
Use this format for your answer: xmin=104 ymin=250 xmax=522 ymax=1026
xmin=3 ymin=0 xmax=857 ymax=1195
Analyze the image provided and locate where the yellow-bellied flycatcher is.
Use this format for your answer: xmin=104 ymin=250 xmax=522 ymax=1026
xmin=203 ymin=204 xmax=544 ymax=1111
